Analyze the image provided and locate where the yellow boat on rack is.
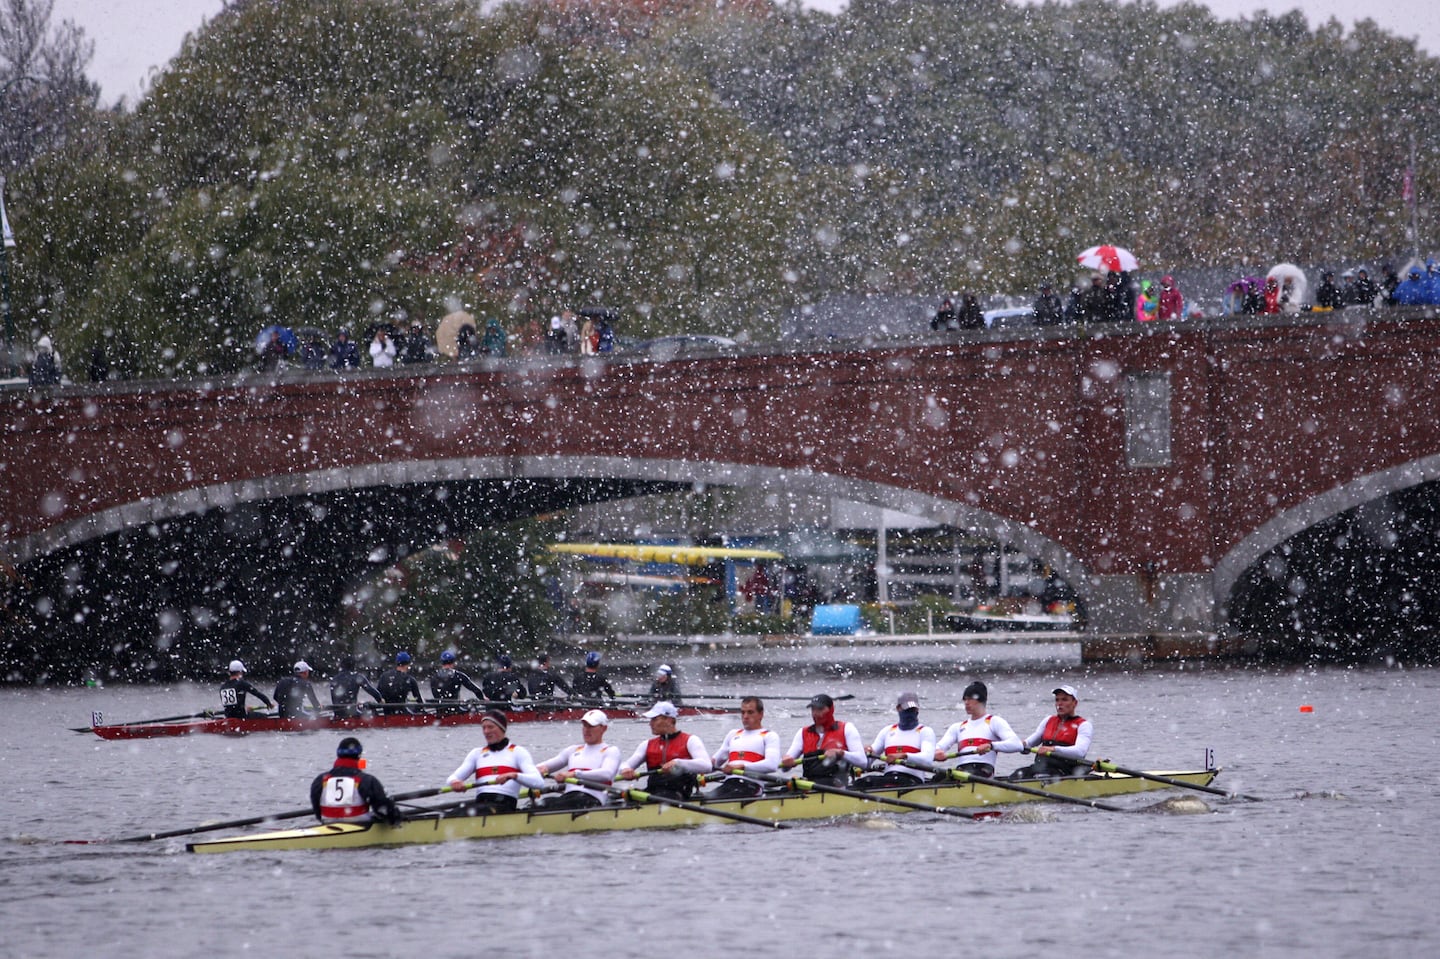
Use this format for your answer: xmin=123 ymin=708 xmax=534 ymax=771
xmin=187 ymin=769 xmax=1218 ymax=853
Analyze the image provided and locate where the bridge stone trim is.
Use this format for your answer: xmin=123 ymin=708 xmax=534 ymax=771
xmin=1212 ymin=452 xmax=1440 ymax=614
xmin=11 ymin=452 xmax=1095 ymax=602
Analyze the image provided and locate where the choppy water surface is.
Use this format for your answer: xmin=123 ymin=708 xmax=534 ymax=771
xmin=3 ymin=665 xmax=1436 ymax=958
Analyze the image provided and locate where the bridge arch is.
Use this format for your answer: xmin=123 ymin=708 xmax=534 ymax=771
xmin=1213 ymin=453 xmax=1440 ymax=620
xmin=15 ymin=453 xmax=1095 ymax=606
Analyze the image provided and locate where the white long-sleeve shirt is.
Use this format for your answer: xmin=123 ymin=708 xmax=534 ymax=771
xmin=1020 ymin=716 xmax=1094 ymax=762
xmin=369 ymin=336 xmax=395 ymax=368
xmin=447 ymin=742 xmax=545 ymax=799
xmin=936 ymin=714 xmax=1024 ymax=767
xmin=711 ymin=726 xmax=781 ymax=780
xmin=537 ymin=742 xmax=622 ymax=803
xmin=868 ymin=723 xmax=937 ymax=776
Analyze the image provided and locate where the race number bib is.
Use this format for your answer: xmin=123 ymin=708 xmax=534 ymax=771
xmin=220 ymin=688 xmax=238 ymax=707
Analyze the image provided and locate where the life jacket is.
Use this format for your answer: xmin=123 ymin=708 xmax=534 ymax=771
xmin=1040 ymin=714 xmax=1087 ymax=748
xmin=319 ymin=758 xmax=370 ymax=822
xmin=800 ymin=722 xmax=851 ymax=784
xmin=644 ymin=732 xmax=693 ymax=771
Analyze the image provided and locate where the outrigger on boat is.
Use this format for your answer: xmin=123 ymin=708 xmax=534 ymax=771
xmin=186 ymin=768 xmax=1220 ymax=853
xmin=88 ymin=703 xmax=732 ymax=740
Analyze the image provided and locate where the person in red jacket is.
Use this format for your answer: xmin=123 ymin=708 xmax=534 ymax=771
xmin=1157 ymin=275 xmax=1184 ymax=320
xmin=1013 ymin=684 xmax=1094 ymax=779
xmin=779 ymin=693 xmax=867 ymax=788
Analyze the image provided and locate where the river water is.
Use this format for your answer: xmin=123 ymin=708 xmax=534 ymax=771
xmin=3 ymin=664 xmax=1435 ymax=958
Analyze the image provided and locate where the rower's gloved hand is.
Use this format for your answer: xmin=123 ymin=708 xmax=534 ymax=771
xmin=868 ymin=759 xmax=887 ymax=772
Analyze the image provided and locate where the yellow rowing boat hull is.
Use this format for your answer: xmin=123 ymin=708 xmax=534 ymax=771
xmin=187 ymin=770 xmax=1218 ymax=853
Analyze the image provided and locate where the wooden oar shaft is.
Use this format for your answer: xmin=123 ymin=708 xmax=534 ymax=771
xmin=599 ymin=783 xmax=788 ymax=829
xmin=1090 ymin=760 xmax=1261 ymax=802
xmin=939 ymin=766 xmax=1127 ymax=812
xmin=765 ymin=775 xmax=984 ymax=820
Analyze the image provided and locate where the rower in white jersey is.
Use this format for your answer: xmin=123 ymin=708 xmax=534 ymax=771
xmin=934 ymin=681 xmax=1024 ymax=778
xmin=535 ymin=709 xmax=623 ymax=810
xmin=707 ymin=696 xmax=781 ymax=799
xmin=854 ymin=690 xmax=937 ymax=790
xmin=445 ymin=710 xmax=546 ymax=815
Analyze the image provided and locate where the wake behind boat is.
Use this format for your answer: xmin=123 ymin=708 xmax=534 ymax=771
xmin=186 ymin=768 xmax=1220 ymax=853
xmin=87 ymin=701 xmax=733 ymax=740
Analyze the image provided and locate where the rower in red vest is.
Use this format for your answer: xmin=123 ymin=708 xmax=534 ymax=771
xmin=855 ymin=690 xmax=937 ymax=791
xmin=1013 ymin=683 xmax=1094 ymax=779
xmin=708 ymin=696 xmax=781 ymax=799
xmin=934 ymin=681 xmax=1024 ymax=778
xmin=446 ymin=710 xmax=545 ymax=815
xmin=618 ymin=701 xmax=710 ymax=800
xmin=311 ymin=737 xmax=402 ymax=825
xmin=780 ymin=693 xmax=867 ymax=788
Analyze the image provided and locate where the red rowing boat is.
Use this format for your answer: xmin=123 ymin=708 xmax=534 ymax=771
xmin=89 ymin=704 xmax=732 ymax=740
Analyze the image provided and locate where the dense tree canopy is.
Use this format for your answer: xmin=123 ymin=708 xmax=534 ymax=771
xmin=6 ymin=0 xmax=1439 ymax=376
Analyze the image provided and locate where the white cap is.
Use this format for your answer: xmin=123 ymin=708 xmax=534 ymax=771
xmin=551 ymin=315 xmax=563 ymax=329
xmin=657 ymin=664 xmax=672 ymax=676
xmin=37 ymin=336 xmax=52 ymax=350
xmin=228 ymin=660 xmax=246 ymax=673
xmin=1053 ymin=684 xmax=1078 ymax=698
xmin=643 ymin=701 xmax=679 ymax=719
xmin=581 ymin=708 xmax=610 ymax=727
xmin=294 ymin=660 xmax=311 ymax=673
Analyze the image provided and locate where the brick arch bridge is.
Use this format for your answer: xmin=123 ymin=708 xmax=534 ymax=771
xmin=4 ymin=310 xmax=1439 ymax=662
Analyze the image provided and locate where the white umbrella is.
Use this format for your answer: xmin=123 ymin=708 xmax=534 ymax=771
xmin=435 ymin=311 xmax=475 ymax=358
xmin=1266 ymin=263 xmax=1308 ymax=312
xmin=1077 ymin=245 xmax=1140 ymax=273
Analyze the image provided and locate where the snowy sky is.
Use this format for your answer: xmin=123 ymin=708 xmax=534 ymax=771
xmin=54 ymin=0 xmax=1440 ymax=107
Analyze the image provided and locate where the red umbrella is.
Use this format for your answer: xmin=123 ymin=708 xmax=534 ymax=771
xmin=1077 ymin=245 xmax=1140 ymax=273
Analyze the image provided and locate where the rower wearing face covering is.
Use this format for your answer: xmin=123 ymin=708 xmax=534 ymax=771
xmin=779 ymin=693 xmax=867 ymax=788
xmin=854 ymin=691 xmax=937 ymax=791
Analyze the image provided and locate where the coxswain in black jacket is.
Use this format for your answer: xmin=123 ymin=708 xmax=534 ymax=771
xmin=310 ymin=738 xmax=402 ymax=825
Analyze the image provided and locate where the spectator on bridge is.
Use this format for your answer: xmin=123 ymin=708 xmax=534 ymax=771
xmin=1381 ymin=264 xmax=1401 ymax=304
xmin=595 ymin=315 xmax=616 ymax=353
xmin=1338 ymin=269 xmax=1358 ymax=306
xmin=560 ymin=309 xmax=579 ymax=353
xmin=931 ymin=297 xmax=958 ymax=331
xmin=1261 ymin=276 xmax=1282 ymax=314
xmin=956 ymin=293 xmax=984 ymax=330
xmin=369 ymin=328 xmax=396 ymax=368
xmin=1425 ymin=259 xmax=1440 ymax=304
xmin=28 ymin=336 xmax=62 ymax=387
xmin=86 ymin=343 xmax=109 ymax=383
xmin=330 ymin=329 xmax=361 ymax=369
xmin=545 ymin=315 xmax=568 ymax=354
xmin=579 ymin=313 xmax=596 ymax=355
xmin=1157 ymin=276 xmax=1184 ymax=321
xmin=1103 ymin=271 xmax=1131 ymax=322
xmin=480 ymin=318 xmax=508 ymax=357
xmin=1135 ymin=279 xmax=1159 ymax=322
xmin=399 ymin=321 xmax=434 ymax=365
xmin=1076 ymin=273 xmax=1109 ymax=323
xmin=1314 ymin=270 xmax=1342 ymax=310
xmin=1391 ymin=266 xmax=1428 ymax=306
xmin=1033 ymin=285 xmax=1063 ymax=326
xmin=457 ymin=323 xmax=481 ymax=360
xmin=1351 ymin=268 xmax=1380 ymax=307
xmin=301 ymin=333 xmax=327 ymax=372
